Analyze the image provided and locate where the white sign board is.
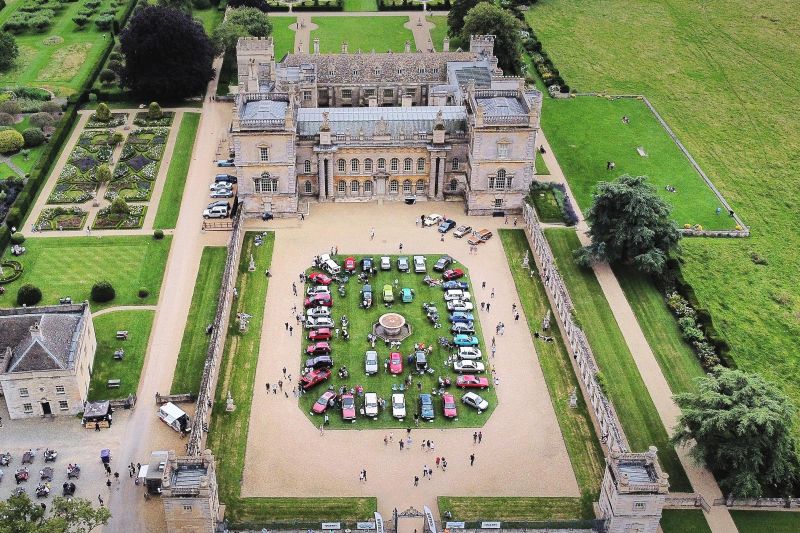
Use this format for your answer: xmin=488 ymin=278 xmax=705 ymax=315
xmin=357 ymin=522 xmax=376 ymax=530
xmin=445 ymin=522 xmax=466 ymax=529
xmin=321 ymin=523 xmax=341 ymax=530
xmin=480 ymin=522 xmax=502 ymax=529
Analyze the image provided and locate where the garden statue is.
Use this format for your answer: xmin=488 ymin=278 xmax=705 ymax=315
xmin=248 ymin=254 xmax=256 ymax=272
xmin=522 ymin=250 xmax=530 ymax=269
xmin=225 ymin=391 xmax=236 ymax=412
xmin=569 ymin=388 xmax=578 ymax=409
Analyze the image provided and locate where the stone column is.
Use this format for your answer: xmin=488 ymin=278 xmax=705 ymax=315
xmin=318 ymin=155 xmax=328 ymax=201
xmin=428 ymin=156 xmax=438 ymax=199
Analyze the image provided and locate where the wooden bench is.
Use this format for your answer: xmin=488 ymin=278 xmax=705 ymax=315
xmin=115 ymin=331 xmax=128 ymax=340
xmin=107 ymin=379 xmax=121 ymax=388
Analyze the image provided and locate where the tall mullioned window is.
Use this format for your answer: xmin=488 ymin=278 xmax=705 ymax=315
xmin=259 ymin=147 xmax=269 ymax=162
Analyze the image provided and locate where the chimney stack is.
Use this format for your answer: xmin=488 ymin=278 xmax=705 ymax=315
xmin=341 ymin=41 xmax=348 ymax=54
xmin=442 ymin=37 xmax=449 ymax=52
xmin=313 ymin=38 xmax=320 ymax=55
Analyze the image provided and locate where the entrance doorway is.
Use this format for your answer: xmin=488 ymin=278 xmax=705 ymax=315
xmin=41 ymin=401 xmax=52 ymax=415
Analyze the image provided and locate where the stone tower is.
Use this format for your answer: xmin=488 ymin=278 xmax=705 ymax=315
xmin=236 ymin=37 xmax=275 ymax=93
xmin=161 ymin=450 xmax=221 ymax=533
xmin=598 ymin=446 xmax=670 ymax=533
xmin=469 ymin=35 xmax=496 ymax=59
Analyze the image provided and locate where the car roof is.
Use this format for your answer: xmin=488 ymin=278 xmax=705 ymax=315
xmin=392 ymin=393 xmax=404 ymax=401
xmin=365 ymin=392 xmax=377 ymax=400
xmin=419 ymin=393 xmax=432 ymax=400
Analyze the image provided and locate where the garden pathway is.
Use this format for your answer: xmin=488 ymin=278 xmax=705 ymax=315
xmin=0 ymin=155 xmax=25 ymax=178
xmin=291 ymin=14 xmax=318 ymax=53
xmin=537 ymin=131 xmax=738 ymax=532
xmin=404 ymin=13 xmax=436 ymax=52
xmin=92 ymin=305 xmax=158 ymax=318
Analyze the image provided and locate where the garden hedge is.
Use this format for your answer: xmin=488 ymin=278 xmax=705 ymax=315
xmin=17 ymin=283 xmax=42 ymax=306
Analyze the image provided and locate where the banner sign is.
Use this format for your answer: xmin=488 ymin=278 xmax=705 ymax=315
xmin=424 ymin=506 xmax=438 ymax=533
xmin=321 ymin=523 xmax=341 ymax=530
xmin=480 ymin=522 xmax=501 ymax=529
xmin=375 ymin=512 xmax=385 ymax=533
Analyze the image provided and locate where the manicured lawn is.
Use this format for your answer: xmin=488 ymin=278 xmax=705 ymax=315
xmin=438 ymin=496 xmax=590 ymax=522
xmin=544 ymin=228 xmax=690 ymax=492
xmin=298 ymin=255 xmax=496 ymax=429
xmin=194 ymin=6 xmax=224 ymax=35
xmin=614 ymin=266 xmax=705 ymax=394
xmin=87 ymin=309 xmax=154 ymax=400
xmin=527 ymin=0 xmax=800 ymax=435
xmin=271 ymin=17 xmax=296 ymax=60
xmin=660 ymin=509 xmax=711 ymax=533
xmin=343 ymin=0 xmax=377 ymax=11
xmin=730 ymin=511 xmax=800 ymax=533
xmin=499 ymin=229 xmax=604 ymax=503
xmin=8 ymin=116 xmax=48 ymax=175
xmin=311 ymin=17 xmax=415 ymax=53
xmin=0 ymin=163 xmax=15 ymax=178
xmin=170 ymin=246 xmax=226 ymax=395
xmin=153 ymin=112 xmax=200 ymax=229
xmin=206 ymin=233 xmax=375 ymax=524
xmin=0 ymin=235 xmax=171 ymax=310
xmin=535 ymin=150 xmax=550 ymax=175
xmin=429 ymin=16 xmax=449 ymax=52
xmin=529 ymin=186 xmax=565 ymax=224
xmin=541 ymin=96 xmax=733 ymax=230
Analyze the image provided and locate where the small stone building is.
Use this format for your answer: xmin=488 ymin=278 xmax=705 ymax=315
xmin=0 ymin=303 xmax=96 ymax=419
xmin=162 ymin=450 xmax=220 ymax=533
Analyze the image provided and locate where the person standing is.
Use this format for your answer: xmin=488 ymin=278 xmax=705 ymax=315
xmin=478 ymin=431 xmax=483 ymax=444
xmin=414 ymin=476 xmax=419 ymax=486
xmin=470 ymin=454 xmax=475 ymax=466
xmin=292 ymin=283 xmax=297 ymax=296
xmin=473 ymin=432 xmax=478 ymax=444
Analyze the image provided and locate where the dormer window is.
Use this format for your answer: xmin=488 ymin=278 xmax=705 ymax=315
xmin=374 ymin=67 xmax=380 ymax=76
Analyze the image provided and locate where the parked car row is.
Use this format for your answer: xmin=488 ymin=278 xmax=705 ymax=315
xmin=203 ymin=174 xmax=237 ymax=218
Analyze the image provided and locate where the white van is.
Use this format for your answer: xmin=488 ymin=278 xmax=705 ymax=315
xmin=157 ymin=402 xmax=190 ymax=433
xmin=413 ymin=255 xmax=426 ymax=273
xmin=319 ymin=254 xmax=341 ymax=275
xmin=203 ymin=205 xmax=228 ymax=219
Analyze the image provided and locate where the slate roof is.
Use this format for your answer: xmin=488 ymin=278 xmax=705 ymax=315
xmin=241 ymin=99 xmax=288 ymax=121
xmin=296 ymin=106 xmax=468 ymax=137
xmin=476 ymin=96 xmax=526 ymax=117
xmin=0 ymin=307 xmax=84 ymax=373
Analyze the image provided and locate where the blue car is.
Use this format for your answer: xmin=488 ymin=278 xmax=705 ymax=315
xmin=418 ymin=394 xmax=435 ymax=420
xmin=438 ymin=219 xmax=456 ymax=233
xmin=453 ymin=334 xmax=479 ymax=347
xmin=216 ymin=159 xmax=235 ymax=167
xmin=442 ymin=280 xmax=469 ymax=290
xmin=450 ymin=312 xmax=475 ymax=323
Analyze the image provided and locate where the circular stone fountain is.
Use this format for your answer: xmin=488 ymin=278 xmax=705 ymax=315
xmin=373 ymin=312 xmax=413 ymax=342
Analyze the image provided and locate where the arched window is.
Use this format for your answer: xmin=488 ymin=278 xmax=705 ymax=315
xmin=497 ymin=169 xmax=507 ymax=178
xmin=351 ymin=180 xmax=360 ymax=193
xmin=304 ymin=180 xmax=312 ymax=194
xmin=389 ymin=179 xmax=399 ymax=193
xmin=254 ymin=172 xmax=278 ymax=193
xmin=351 ymin=159 xmax=359 ymax=173
xmin=449 ymin=178 xmax=458 ymax=192
xmin=377 ymin=158 xmax=386 ymax=171
xmin=304 ymin=160 xmax=312 ymax=173
xmin=337 ymin=159 xmax=346 ymax=173
xmin=337 ymin=180 xmax=346 ymax=194
xmin=364 ymin=158 xmax=373 ymax=172
xmin=417 ymin=158 xmax=425 ymax=172
xmin=416 ymin=179 xmax=425 ymax=193
xmin=403 ymin=158 xmax=412 ymax=172
xmin=451 ymin=158 xmax=459 ymax=170
xmin=494 ymin=169 xmax=507 ymax=190
xmin=390 ymin=158 xmax=399 ymax=172
xmin=403 ymin=180 xmax=412 ymax=193
xmin=364 ymin=180 xmax=373 ymax=193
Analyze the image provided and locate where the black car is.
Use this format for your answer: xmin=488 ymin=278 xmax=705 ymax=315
xmin=418 ymin=394 xmax=435 ymax=420
xmin=215 ymin=174 xmax=237 ymax=184
xmin=438 ymin=219 xmax=456 ymax=233
xmin=433 ymin=255 xmax=453 ymax=272
xmin=305 ymin=355 xmax=334 ymax=370
xmin=361 ymin=257 xmax=374 ymax=273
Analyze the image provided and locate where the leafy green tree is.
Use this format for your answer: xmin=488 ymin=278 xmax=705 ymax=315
xmin=461 ymin=3 xmax=522 ymax=74
xmin=0 ymin=129 xmax=24 ymax=154
xmin=0 ymin=493 xmax=111 ymax=532
xmin=91 ymin=280 xmax=116 ymax=302
xmin=673 ymin=368 xmax=800 ymax=498
xmin=157 ymin=0 xmax=193 ymax=12
xmin=575 ymin=175 xmax=680 ymax=275
xmin=110 ymin=196 xmax=129 ymax=215
xmin=99 ymin=69 xmax=116 ymax=85
xmin=212 ymin=7 xmax=272 ymax=55
xmin=0 ymin=31 xmax=19 ymax=72
xmin=95 ymin=163 xmax=112 ymax=183
xmin=147 ymin=101 xmax=162 ymax=119
xmin=95 ymin=103 xmax=111 ymax=122
xmin=447 ymin=0 xmax=488 ymax=39
xmin=72 ymin=15 xmax=90 ymax=29
xmin=22 ymin=127 xmax=45 ymax=147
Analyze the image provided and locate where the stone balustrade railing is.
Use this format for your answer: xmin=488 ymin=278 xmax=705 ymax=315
xmin=522 ymin=203 xmax=629 ymax=453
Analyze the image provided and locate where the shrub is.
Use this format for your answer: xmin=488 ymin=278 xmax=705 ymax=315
xmin=41 ymin=101 xmax=62 ymax=113
xmin=17 ymin=284 xmax=43 ymax=306
xmin=153 ymin=228 xmax=164 ymax=239
xmin=91 ymin=280 xmax=116 ymax=302
xmin=111 ymin=132 xmax=124 ymax=144
xmin=95 ymin=14 xmax=114 ymax=30
xmin=10 ymin=232 xmax=25 ymax=244
xmin=107 ymin=59 xmax=124 ymax=74
xmin=22 ymin=127 xmax=45 ymax=147
xmin=0 ymin=100 xmax=21 ymax=115
xmin=0 ymin=129 xmax=24 ymax=153
xmin=137 ymin=287 xmax=150 ymax=298
xmin=5 ymin=206 xmax=21 ymax=228
xmin=109 ymin=51 xmax=123 ymax=61
xmin=95 ymin=163 xmax=112 ymax=182
xmin=72 ymin=14 xmax=89 ymax=28
xmin=0 ymin=112 xmax=13 ymax=126
xmin=0 ymin=31 xmax=19 ymax=72
xmin=147 ymin=101 xmax=162 ymax=120
xmin=83 ymin=0 xmax=101 ymax=8
xmin=95 ymin=102 xmax=111 ymax=122
xmin=29 ymin=111 xmax=55 ymax=129
xmin=29 ymin=14 xmax=54 ymax=32
xmin=110 ymin=195 xmax=129 ymax=214
xmin=99 ymin=69 xmax=116 ymax=85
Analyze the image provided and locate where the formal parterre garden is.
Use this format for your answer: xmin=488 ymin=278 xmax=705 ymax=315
xmin=298 ymin=254 xmax=497 ymax=429
xmin=48 ymin=129 xmax=114 ymax=204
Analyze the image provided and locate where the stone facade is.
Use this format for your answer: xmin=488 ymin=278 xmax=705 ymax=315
xmin=162 ymin=450 xmax=221 ymax=533
xmin=598 ymin=447 xmax=670 ymax=533
xmin=230 ymin=35 xmax=542 ymax=217
xmin=0 ymin=303 xmax=96 ymax=420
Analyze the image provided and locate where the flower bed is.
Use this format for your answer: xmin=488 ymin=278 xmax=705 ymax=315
xmin=34 ymin=207 xmax=87 ymax=231
xmin=47 ymin=182 xmax=97 ymax=204
xmin=86 ymin=113 xmax=128 ymax=129
xmin=57 ymin=140 xmax=113 ymax=185
xmin=113 ymin=127 xmax=169 ymax=185
xmin=104 ymin=181 xmax=152 ymax=202
xmin=0 ymin=260 xmax=24 ymax=284
xmin=92 ymin=204 xmax=146 ymax=230
xmin=133 ymin=112 xmax=174 ymax=127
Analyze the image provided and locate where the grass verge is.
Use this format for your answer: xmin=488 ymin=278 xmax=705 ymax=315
xmin=153 ymin=112 xmax=200 ymax=229
xmin=311 ymin=16 xmax=415 ymax=53
xmin=437 ymin=496 xmax=589 ymax=522
xmin=429 ymin=16 xmax=449 ymax=52
xmin=544 ymin=227 xmax=691 ymax=491
xmin=272 ymin=17 xmax=296 ymax=60
xmin=659 ymin=509 xmax=711 ymax=533
xmin=730 ymin=511 xmax=800 ymax=533
xmin=535 ymin=150 xmax=550 ymax=175
xmin=170 ymin=246 xmax=226 ymax=395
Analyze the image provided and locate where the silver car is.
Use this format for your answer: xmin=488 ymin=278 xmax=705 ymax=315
xmin=453 ymin=360 xmax=485 ymax=373
xmin=392 ymin=393 xmax=406 ymax=419
xmin=305 ymin=317 xmax=335 ymax=329
xmin=462 ymin=392 xmax=489 ymax=411
xmin=365 ymin=350 xmax=379 ymax=375
xmin=380 ymin=256 xmax=391 ymax=270
xmin=413 ymin=255 xmax=426 ymax=273
xmin=457 ymin=347 xmax=483 ymax=360
xmin=306 ymin=307 xmax=331 ymax=319
xmin=397 ymin=256 xmax=410 ymax=272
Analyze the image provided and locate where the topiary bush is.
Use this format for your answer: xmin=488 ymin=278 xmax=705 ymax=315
xmin=91 ymin=280 xmax=116 ymax=302
xmin=95 ymin=14 xmax=114 ymax=31
xmin=0 ymin=129 xmax=24 ymax=154
xmin=99 ymin=69 xmax=116 ymax=85
xmin=17 ymin=284 xmax=42 ymax=306
xmin=137 ymin=287 xmax=149 ymax=298
xmin=22 ymin=127 xmax=45 ymax=147
xmin=95 ymin=102 xmax=110 ymax=122
xmin=10 ymin=232 xmax=25 ymax=244
xmin=29 ymin=111 xmax=55 ymax=129
xmin=147 ymin=101 xmax=162 ymax=120
xmin=153 ymin=228 xmax=164 ymax=240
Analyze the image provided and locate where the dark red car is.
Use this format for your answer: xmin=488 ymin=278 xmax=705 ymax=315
xmin=442 ymin=393 xmax=458 ymax=418
xmin=344 ymin=257 xmax=357 ymax=272
xmin=308 ymin=272 xmax=332 ymax=285
xmin=308 ymin=328 xmax=332 ymax=341
xmin=389 ymin=352 xmax=403 ymax=374
xmin=341 ymin=393 xmax=356 ymax=421
xmin=443 ymin=268 xmax=465 ymax=281
xmin=306 ymin=342 xmax=331 ymax=355
xmin=300 ymin=368 xmax=331 ymax=390
xmin=456 ymin=375 xmax=489 ymax=389
xmin=304 ymin=293 xmax=332 ymax=308
xmin=312 ymin=390 xmax=336 ymax=414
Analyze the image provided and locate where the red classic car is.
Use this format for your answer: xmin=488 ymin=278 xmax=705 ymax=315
xmin=308 ymin=272 xmax=332 ymax=285
xmin=300 ymin=368 xmax=332 ymax=390
xmin=304 ymin=293 xmax=332 ymax=308
xmin=442 ymin=392 xmax=458 ymax=418
xmin=344 ymin=257 xmax=357 ymax=272
xmin=306 ymin=342 xmax=331 ymax=355
xmin=308 ymin=328 xmax=332 ymax=341
xmin=456 ymin=375 xmax=489 ymax=389
xmin=389 ymin=352 xmax=403 ymax=374
xmin=312 ymin=390 xmax=337 ymax=414
xmin=442 ymin=268 xmax=465 ymax=281
xmin=341 ymin=393 xmax=356 ymax=420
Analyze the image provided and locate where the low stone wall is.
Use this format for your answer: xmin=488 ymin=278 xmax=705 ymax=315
xmin=713 ymin=497 xmax=800 ymax=510
xmin=521 ymin=203 xmax=628 ymax=453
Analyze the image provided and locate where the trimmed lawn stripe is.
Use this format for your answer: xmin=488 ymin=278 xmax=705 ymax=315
xmin=343 ymin=0 xmax=377 ymax=11
xmin=544 ymin=227 xmax=691 ymax=492
xmin=170 ymin=246 xmax=226 ymax=395
xmin=154 ymin=112 xmax=200 ymax=229
xmin=730 ymin=511 xmax=800 ymax=533
xmin=438 ymin=496 xmax=588 ymax=522
xmin=311 ymin=17 xmax=415 ymax=53
xmin=660 ymin=509 xmax=711 ymax=533
xmin=272 ymin=17 xmax=296 ymax=60
xmin=535 ymin=150 xmax=550 ymax=175
xmin=429 ymin=16 xmax=449 ymax=52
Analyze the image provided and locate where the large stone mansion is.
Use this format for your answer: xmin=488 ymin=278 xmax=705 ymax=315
xmin=230 ymin=34 xmax=543 ymax=216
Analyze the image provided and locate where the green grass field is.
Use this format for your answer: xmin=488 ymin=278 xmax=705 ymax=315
xmin=0 ymin=163 xmax=15 ymax=178
xmin=298 ymin=255 xmax=496 ymax=429
xmin=194 ymin=6 xmax=224 ymax=35
xmin=429 ymin=16 xmax=449 ymax=52
xmin=311 ymin=17 xmax=415 ymax=53
xmin=272 ymin=17 xmax=296 ymax=60
xmin=438 ymin=496 xmax=590 ymax=522
xmin=544 ymin=228 xmax=690 ymax=492
xmin=660 ymin=509 xmax=711 ymax=533
xmin=529 ymin=187 xmax=566 ymax=224
xmin=170 ymin=246 xmax=226 ymax=395
xmin=206 ymin=233 xmax=374 ymax=524
xmin=343 ymin=0 xmax=377 ymax=10
xmin=535 ymin=150 xmax=550 ymax=175
xmin=0 ymin=236 xmax=171 ymax=310
xmin=541 ymin=96 xmax=733 ymax=230
xmin=731 ymin=511 xmax=800 ymax=533
xmin=500 ymin=230 xmax=604 ymax=506
xmin=0 ymin=0 xmax=123 ymax=96
xmin=153 ymin=112 xmax=200 ymax=229
xmin=8 ymin=116 xmax=47 ymax=175
xmin=87 ymin=309 xmax=154 ymax=400
xmin=527 ymin=0 xmax=800 ymax=436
